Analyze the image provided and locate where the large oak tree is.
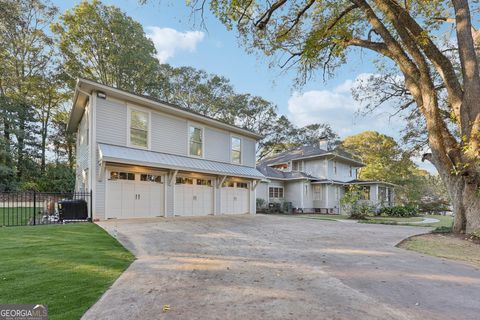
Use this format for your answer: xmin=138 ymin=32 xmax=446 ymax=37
xmin=188 ymin=0 xmax=480 ymax=233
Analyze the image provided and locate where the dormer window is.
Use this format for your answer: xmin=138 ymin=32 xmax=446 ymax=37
xmin=292 ymin=161 xmax=303 ymax=172
xmin=128 ymin=106 xmax=150 ymax=149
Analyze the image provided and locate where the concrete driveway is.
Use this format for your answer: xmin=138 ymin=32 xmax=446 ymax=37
xmin=83 ymin=215 xmax=480 ymax=320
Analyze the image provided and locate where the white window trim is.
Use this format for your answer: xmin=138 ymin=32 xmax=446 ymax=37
xmin=187 ymin=121 xmax=205 ymax=158
xmin=127 ymin=103 xmax=151 ymax=150
xmin=269 ymin=186 xmax=284 ymax=199
xmin=230 ymin=135 xmax=242 ymax=165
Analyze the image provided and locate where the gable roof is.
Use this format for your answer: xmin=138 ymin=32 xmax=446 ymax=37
xmin=256 ymin=163 xmax=319 ymax=181
xmin=66 ymin=78 xmax=262 ymax=140
xmin=259 ymin=145 xmax=364 ymax=166
xmin=348 ymin=179 xmax=398 ymax=187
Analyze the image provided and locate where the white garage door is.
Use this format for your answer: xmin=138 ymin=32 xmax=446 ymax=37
xmin=106 ymin=170 xmax=165 ymax=219
xmin=221 ymin=181 xmax=250 ymax=215
xmin=174 ymin=177 xmax=214 ymax=216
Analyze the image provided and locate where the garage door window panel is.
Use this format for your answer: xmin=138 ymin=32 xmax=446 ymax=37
xmin=141 ymin=174 xmax=163 ymax=183
xmin=110 ymin=171 xmax=135 ymax=181
xmin=237 ymin=182 xmax=248 ymax=189
xmin=223 ymin=181 xmax=235 ymax=188
xmin=176 ymin=177 xmax=193 ymax=185
xmin=196 ymin=179 xmax=212 ymax=186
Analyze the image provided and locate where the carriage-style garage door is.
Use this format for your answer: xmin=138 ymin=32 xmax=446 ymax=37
xmin=106 ymin=170 xmax=165 ymax=219
xmin=174 ymin=176 xmax=214 ymax=216
xmin=221 ymin=181 xmax=250 ymax=214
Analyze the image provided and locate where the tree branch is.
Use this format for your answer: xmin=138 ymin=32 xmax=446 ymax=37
xmin=255 ymin=0 xmax=287 ymax=30
xmin=277 ymin=0 xmax=316 ymax=38
xmin=452 ymin=0 xmax=480 ymax=145
xmin=383 ymin=0 xmax=464 ymax=130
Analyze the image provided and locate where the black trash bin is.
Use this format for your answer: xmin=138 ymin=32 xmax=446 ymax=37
xmin=58 ymin=199 xmax=88 ymax=220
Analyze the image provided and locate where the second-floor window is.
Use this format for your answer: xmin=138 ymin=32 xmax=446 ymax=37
xmin=292 ymin=161 xmax=303 ymax=171
xmin=334 ymin=161 xmax=337 ymax=175
xmin=129 ymin=108 xmax=149 ymax=148
xmin=189 ymin=125 xmax=203 ymax=157
xmin=231 ymin=137 xmax=241 ymax=164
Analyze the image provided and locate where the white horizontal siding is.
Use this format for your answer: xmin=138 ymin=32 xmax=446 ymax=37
xmin=151 ymin=112 xmax=188 ymax=156
xmin=94 ymin=97 xmax=257 ymax=168
xmin=96 ymin=98 xmax=127 ymax=146
xmin=95 ymin=148 xmax=105 ymax=220
xmin=204 ymin=127 xmax=230 ymax=163
xmin=242 ymin=138 xmax=256 ymax=167
xmin=75 ymin=110 xmax=89 ymax=192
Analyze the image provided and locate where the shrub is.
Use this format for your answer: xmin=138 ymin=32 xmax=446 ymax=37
xmin=432 ymin=226 xmax=452 ymax=233
xmin=379 ymin=205 xmax=418 ymax=217
xmin=350 ymin=202 xmax=375 ymax=220
xmin=256 ymin=198 xmax=266 ymax=209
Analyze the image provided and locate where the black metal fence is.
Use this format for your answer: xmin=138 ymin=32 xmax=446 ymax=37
xmin=0 ymin=191 xmax=92 ymax=227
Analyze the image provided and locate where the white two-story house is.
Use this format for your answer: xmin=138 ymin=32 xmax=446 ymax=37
xmin=256 ymin=145 xmax=395 ymax=213
xmin=67 ymin=78 xmax=264 ymax=220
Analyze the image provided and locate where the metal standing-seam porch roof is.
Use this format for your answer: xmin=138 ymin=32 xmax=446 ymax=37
xmin=98 ymin=143 xmax=265 ymax=180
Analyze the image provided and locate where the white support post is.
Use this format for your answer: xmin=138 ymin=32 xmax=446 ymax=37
xmin=168 ymin=170 xmax=178 ymax=186
xmin=97 ymin=159 xmax=105 ymax=182
xmin=217 ymin=175 xmax=227 ymax=188
xmin=251 ymin=180 xmax=260 ymax=191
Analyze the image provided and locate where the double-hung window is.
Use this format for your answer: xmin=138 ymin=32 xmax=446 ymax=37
xmin=189 ymin=125 xmax=203 ymax=157
xmin=231 ymin=137 xmax=241 ymax=164
xmin=129 ymin=107 xmax=149 ymax=148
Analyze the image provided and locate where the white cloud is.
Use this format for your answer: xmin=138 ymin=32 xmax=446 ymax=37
xmin=287 ymin=74 xmax=406 ymax=138
xmin=146 ymin=27 xmax=205 ymax=63
xmin=287 ymin=77 xmax=438 ymax=173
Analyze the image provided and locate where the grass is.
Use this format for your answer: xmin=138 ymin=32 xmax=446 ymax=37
xmin=0 ymin=223 xmax=134 ymax=320
xmin=292 ymin=214 xmax=350 ymax=221
xmin=0 ymin=207 xmax=35 ymax=226
xmin=398 ymin=233 xmax=480 ymax=268
xmin=359 ymin=214 xmax=454 ymax=229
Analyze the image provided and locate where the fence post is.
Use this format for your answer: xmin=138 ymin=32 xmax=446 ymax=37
xmin=89 ymin=189 xmax=93 ymax=222
xmin=33 ymin=191 xmax=36 ymax=226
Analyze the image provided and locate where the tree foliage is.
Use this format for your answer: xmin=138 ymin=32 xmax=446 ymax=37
xmin=1 ymin=0 xmax=338 ymax=191
xmin=52 ymin=0 xmax=159 ymax=92
xmin=191 ymin=0 xmax=480 ymax=233
xmin=341 ymin=131 xmax=435 ymax=204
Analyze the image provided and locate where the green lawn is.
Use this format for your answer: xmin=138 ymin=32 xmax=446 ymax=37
xmin=398 ymin=233 xmax=480 ymax=268
xmin=0 ymin=223 xmax=134 ymax=320
xmin=293 ymin=214 xmax=350 ymax=221
xmin=0 ymin=207 xmax=35 ymax=226
xmin=360 ymin=214 xmax=454 ymax=228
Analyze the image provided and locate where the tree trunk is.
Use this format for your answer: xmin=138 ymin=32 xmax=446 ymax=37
xmin=431 ymin=150 xmax=480 ymax=234
xmin=446 ymin=175 xmax=480 ymax=234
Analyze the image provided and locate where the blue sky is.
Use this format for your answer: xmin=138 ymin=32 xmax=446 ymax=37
xmin=53 ymin=0 xmax=435 ymax=172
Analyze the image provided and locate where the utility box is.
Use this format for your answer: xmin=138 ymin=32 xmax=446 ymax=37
xmin=58 ymin=199 xmax=88 ymax=220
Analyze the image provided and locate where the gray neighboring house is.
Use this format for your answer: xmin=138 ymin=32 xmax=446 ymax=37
xmin=256 ymin=145 xmax=395 ymax=213
xmin=67 ymin=78 xmax=264 ymax=221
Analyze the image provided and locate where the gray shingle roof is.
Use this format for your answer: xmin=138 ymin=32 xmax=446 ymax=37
xmin=259 ymin=145 xmax=363 ymax=166
xmin=348 ymin=179 xmax=397 ymax=187
xmin=98 ymin=143 xmax=265 ymax=179
xmin=260 ymin=145 xmax=329 ymax=165
xmin=256 ymin=163 xmax=319 ymax=180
